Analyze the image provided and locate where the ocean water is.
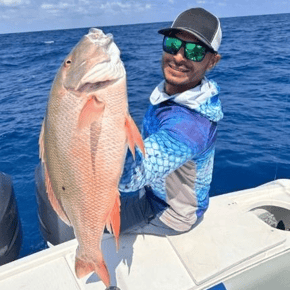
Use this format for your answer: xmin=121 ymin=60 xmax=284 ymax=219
xmin=0 ymin=13 xmax=290 ymax=259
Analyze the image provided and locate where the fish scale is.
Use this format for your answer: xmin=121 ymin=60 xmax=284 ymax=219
xmin=39 ymin=28 xmax=145 ymax=287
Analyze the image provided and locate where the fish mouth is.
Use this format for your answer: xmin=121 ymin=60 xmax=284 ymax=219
xmin=87 ymin=28 xmax=113 ymax=46
xmin=76 ymin=30 xmax=125 ymax=92
xmin=64 ymin=28 xmax=125 ymax=94
xmin=65 ymin=56 xmax=124 ymax=95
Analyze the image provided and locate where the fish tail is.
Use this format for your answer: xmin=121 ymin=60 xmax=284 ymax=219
xmin=125 ymin=114 xmax=145 ymax=159
xmin=106 ymin=193 xmax=121 ymax=251
xmin=75 ymin=255 xmax=110 ymax=287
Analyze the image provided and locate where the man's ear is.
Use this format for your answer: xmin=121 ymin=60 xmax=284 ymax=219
xmin=207 ymin=53 xmax=221 ymax=71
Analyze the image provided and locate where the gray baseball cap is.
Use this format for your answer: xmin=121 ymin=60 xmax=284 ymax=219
xmin=158 ymin=7 xmax=222 ymax=52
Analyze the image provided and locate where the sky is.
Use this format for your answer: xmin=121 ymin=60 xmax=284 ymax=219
xmin=0 ymin=0 xmax=289 ymax=34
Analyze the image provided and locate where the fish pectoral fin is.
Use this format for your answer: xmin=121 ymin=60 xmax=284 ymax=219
xmin=75 ymin=256 xmax=110 ymax=287
xmin=43 ymin=163 xmax=71 ymax=226
xmin=105 ymin=194 xmax=121 ymax=251
xmin=78 ymin=95 xmax=105 ymax=130
xmin=125 ymin=114 xmax=145 ymax=159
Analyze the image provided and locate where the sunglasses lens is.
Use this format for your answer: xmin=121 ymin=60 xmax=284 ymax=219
xmin=163 ymin=36 xmax=208 ymax=62
xmin=163 ymin=37 xmax=182 ymax=55
xmin=185 ymin=43 xmax=206 ymax=62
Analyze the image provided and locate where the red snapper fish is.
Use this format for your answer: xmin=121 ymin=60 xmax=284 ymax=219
xmin=39 ymin=28 xmax=145 ymax=287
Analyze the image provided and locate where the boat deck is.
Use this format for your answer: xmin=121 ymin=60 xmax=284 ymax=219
xmin=0 ymin=179 xmax=290 ymax=290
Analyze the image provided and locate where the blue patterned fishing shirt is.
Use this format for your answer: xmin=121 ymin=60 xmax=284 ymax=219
xmin=119 ymin=78 xmax=223 ymax=231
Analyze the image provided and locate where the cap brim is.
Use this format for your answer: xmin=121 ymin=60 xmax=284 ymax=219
xmin=158 ymin=27 xmax=216 ymax=52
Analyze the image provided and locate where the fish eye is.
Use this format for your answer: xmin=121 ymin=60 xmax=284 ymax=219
xmin=64 ymin=59 xmax=72 ymax=67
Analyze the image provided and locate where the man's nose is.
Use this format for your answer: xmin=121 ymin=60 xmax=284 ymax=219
xmin=173 ymin=47 xmax=187 ymax=62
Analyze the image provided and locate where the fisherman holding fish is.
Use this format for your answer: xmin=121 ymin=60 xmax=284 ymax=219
xmin=37 ymin=6 xmax=223 ymax=287
xmin=118 ymin=7 xmax=223 ymax=235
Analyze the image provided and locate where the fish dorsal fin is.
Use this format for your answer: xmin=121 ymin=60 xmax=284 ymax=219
xmin=78 ymin=96 xmax=105 ymax=130
xmin=125 ymin=115 xmax=145 ymax=159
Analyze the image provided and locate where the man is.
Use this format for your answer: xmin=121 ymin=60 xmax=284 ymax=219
xmin=118 ymin=7 xmax=223 ymax=235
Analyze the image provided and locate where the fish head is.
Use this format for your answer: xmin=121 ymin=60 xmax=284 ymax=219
xmin=54 ymin=28 xmax=125 ymax=94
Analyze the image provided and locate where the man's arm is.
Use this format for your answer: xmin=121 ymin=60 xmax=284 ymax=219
xmin=119 ymin=129 xmax=194 ymax=192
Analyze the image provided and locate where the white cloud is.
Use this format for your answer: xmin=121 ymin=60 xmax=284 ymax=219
xmin=79 ymin=0 xmax=90 ymax=4
xmin=40 ymin=1 xmax=74 ymax=16
xmin=100 ymin=1 xmax=130 ymax=9
xmin=196 ymin=0 xmax=206 ymax=4
xmin=75 ymin=6 xmax=88 ymax=13
xmin=41 ymin=3 xmax=53 ymax=9
xmin=0 ymin=14 xmax=10 ymax=19
xmin=59 ymin=2 xmax=69 ymax=8
xmin=100 ymin=1 xmax=151 ymax=12
xmin=41 ymin=2 xmax=72 ymax=10
xmin=168 ymin=0 xmax=174 ymax=3
xmin=0 ymin=0 xmax=30 ymax=6
xmin=38 ymin=0 xmax=151 ymax=18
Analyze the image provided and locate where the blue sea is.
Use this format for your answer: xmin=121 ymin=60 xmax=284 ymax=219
xmin=0 ymin=13 xmax=290 ymax=259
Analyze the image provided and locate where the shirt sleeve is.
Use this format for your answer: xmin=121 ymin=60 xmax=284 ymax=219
xmin=118 ymin=129 xmax=194 ymax=192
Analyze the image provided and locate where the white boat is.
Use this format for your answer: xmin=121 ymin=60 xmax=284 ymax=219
xmin=0 ymin=179 xmax=289 ymax=290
